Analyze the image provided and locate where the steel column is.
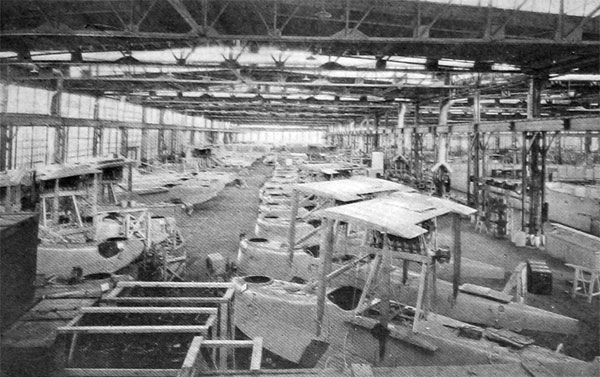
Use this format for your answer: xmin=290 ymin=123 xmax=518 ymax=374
xmin=0 ymin=125 xmax=13 ymax=171
xmin=54 ymin=124 xmax=67 ymax=164
xmin=92 ymin=97 xmax=102 ymax=157
xmin=120 ymin=127 xmax=128 ymax=157
xmin=524 ymin=76 xmax=546 ymax=235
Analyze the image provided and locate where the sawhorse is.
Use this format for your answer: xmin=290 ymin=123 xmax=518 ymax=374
xmin=565 ymin=263 xmax=600 ymax=303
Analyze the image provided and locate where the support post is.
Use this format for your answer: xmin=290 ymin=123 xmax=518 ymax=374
xmin=528 ymin=133 xmax=542 ymax=235
xmin=171 ymin=128 xmax=179 ymax=156
xmin=472 ymin=125 xmax=481 ymax=210
xmin=373 ymin=113 xmax=380 ymax=150
xmin=141 ymin=107 xmax=149 ymax=162
xmin=3 ymin=186 xmax=12 ymax=212
xmin=0 ymin=66 xmax=9 ymax=113
xmin=472 ymin=90 xmax=481 ymax=210
xmin=52 ymin=76 xmax=67 ymax=164
xmin=379 ymin=235 xmax=393 ymax=360
xmin=315 ymin=218 xmax=335 ymax=337
xmin=584 ymin=131 xmax=592 ymax=166
xmin=92 ymin=125 xmax=103 ymax=158
xmin=452 ymin=212 xmax=462 ymax=299
xmin=120 ymin=127 xmax=128 ymax=157
xmin=541 ymin=132 xmax=547 ymax=227
xmin=52 ymin=178 xmax=60 ymax=224
xmin=0 ymin=125 xmax=13 ymax=171
xmin=525 ymin=76 xmax=545 ymax=236
xmin=158 ymin=109 xmax=166 ymax=159
xmin=287 ymin=190 xmax=300 ymax=267
xmin=412 ymin=102 xmax=422 ymax=181
xmin=437 ymin=99 xmax=453 ymax=164
xmin=158 ymin=128 xmax=166 ymax=160
xmin=0 ymin=67 xmax=11 ymax=170
xmin=521 ymin=132 xmax=528 ymax=231
xmin=91 ymin=173 xmax=98 ymax=234
xmin=54 ymin=124 xmax=67 ymax=164
xmin=92 ymin=97 xmax=102 ymax=157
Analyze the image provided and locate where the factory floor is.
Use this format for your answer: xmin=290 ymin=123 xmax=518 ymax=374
xmin=173 ymin=160 xmax=598 ymax=363
xmin=2 ymin=160 xmax=596 ymax=377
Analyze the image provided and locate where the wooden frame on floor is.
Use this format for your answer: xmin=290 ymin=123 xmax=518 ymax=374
xmin=102 ymin=281 xmax=236 ymax=366
xmin=61 ymin=336 xmax=263 ymax=377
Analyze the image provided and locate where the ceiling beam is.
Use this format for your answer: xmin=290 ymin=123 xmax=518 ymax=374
xmin=166 ymin=0 xmax=202 ymax=34
xmin=0 ymin=113 xmax=238 ymax=132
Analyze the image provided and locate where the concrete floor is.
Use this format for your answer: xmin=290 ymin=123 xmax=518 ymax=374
xmin=171 ymin=161 xmax=599 ymax=362
xmin=175 ymin=162 xmax=274 ymax=281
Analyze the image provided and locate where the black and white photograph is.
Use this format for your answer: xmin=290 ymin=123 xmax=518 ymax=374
xmin=0 ymin=1 xmax=599 ymax=376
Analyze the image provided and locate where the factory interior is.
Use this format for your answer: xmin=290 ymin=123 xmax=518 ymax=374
xmin=1 ymin=1 xmax=599 ymax=376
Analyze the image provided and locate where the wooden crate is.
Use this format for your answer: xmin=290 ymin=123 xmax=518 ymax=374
xmin=61 ymin=336 xmax=263 ymax=377
xmin=103 ymin=281 xmax=235 ymax=341
xmin=56 ymin=307 xmax=218 ymax=372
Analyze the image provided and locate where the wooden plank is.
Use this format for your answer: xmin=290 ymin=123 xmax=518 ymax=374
xmin=71 ymin=195 xmax=83 ymax=227
xmin=299 ymin=199 xmax=328 ymax=221
xmin=63 ymin=314 xmax=84 ymax=329
xmin=223 ymin=287 xmax=235 ymax=301
xmin=502 ymin=262 xmax=528 ymax=296
xmin=360 ymin=246 xmax=431 ymax=264
xmin=102 ymin=286 xmax=124 ymax=301
xmin=250 ymin=337 xmax=263 ymax=371
xmin=379 ymin=238 xmax=393 ymax=352
xmin=413 ymin=261 xmax=428 ymax=333
xmin=40 ymin=189 xmax=89 ymax=198
xmin=355 ymin=254 xmax=382 ymax=315
xmin=41 ymin=195 xmax=47 ymax=227
xmin=52 ymin=178 xmax=59 ymax=224
xmin=104 ymin=297 xmax=229 ymax=304
xmin=306 ymin=253 xmax=373 ymax=291
xmin=67 ymin=333 xmax=78 ymax=367
xmin=205 ymin=314 xmax=217 ymax=331
xmin=219 ymin=302 xmax=228 ymax=369
xmin=116 ymin=281 xmax=234 ymax=289
xmin=81 ymin=307 xmax=218 ymax=314
xmin=180 ymin=336 xmax=204 ymax=377
xmin=287 ymin=190 xmax=299 ymax=266
xmin=65 ymin=361 xmax=587 ymax=377
xmin=63 ymin=368 xmax=179 ymax=376
xmin=57 ymin=325 xmax=212 ymax=334
xmin=201 ymin=340 xmax=255 ymax=347
xmin=452 ymin=213 xmax=462 ymax=299
xmin=293 ymin=225 xmax=322 ymax=247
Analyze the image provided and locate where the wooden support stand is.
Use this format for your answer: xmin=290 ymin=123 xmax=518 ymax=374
xmin=566 ymin=264 xmax=600 ymax=303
